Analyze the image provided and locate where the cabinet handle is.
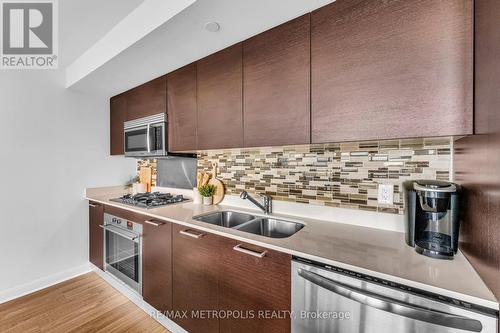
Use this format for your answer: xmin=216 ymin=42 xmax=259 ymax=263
xmin=89 ymin=203 xmax=100 ymax=208
xmin=144 ymin=219 xmax=165 ymax=227
xmin=179 ymin=229 xmax=205 ymax=239
xmin=233 ymin=244 xmax=267 ymax=258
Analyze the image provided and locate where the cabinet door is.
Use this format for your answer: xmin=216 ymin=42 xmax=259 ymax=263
xmin=167 ymin=64 xmax=197 ymax=152
xmin=126 ymin=76 xmax=167 ymax=121
xmin=243 ymin=14 xmax=311 ymax=147
xmin=110 ymin=94 xmax=126 ymax=155
xmin=197 ymin=44 xmax=243 ymax=150
xmin=142 ymin=218 xmax=173 ymax=312
xmin=474 ymin=0 xmax=500 ymax=134
xmin=311 ymin=0 xmax=473 ymax=143
xmin=219 ymin=239 xmax=291 ymax=333
xmin=172 ymin=225 xmax=220 ymax=333
xmin=89 ymin=201 xmax=104 ymax=270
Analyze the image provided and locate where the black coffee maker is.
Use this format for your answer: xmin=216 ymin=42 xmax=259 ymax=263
xmin=404 ymin=180 xmax=461 ymax=260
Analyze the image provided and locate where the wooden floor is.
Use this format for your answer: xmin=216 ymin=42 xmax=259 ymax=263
xmin=0 ymin=272 xmax=170 ymax=333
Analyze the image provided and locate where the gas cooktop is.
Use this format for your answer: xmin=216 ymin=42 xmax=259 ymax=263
xmin=110 ymin=192 xmax=189 ymax=209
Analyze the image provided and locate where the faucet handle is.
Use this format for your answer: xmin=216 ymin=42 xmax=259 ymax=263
xmin=261 ymin=194 xmax=272 ymax=214
xmin=240 ymin=191 xmax=249 ymax=199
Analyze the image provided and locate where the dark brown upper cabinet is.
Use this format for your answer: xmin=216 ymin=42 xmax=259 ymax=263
xmin=474 ymin=0 xmax=500 ymax=135
xmin=111 ymin=0 xmax=474 ymax=152
xmin=142 ymin=218 xmax=173 ymax=313
xmin=125 ymin=76 xmax=167 ymax=121
xmin=311 ymin=0 xmax=473 ymax=143
xmin=197 ymin=44 xmax=243 ymax=150
xmin=110 ymin=94 xmax=127 ymax=155
xmin=243 ymin=14 xmax=311 ymax=148
xmin=110 ymin=76 xmax=165 ymax=155
xmin=88 ymin=201 xmax=104 ymax=270
xmin=167 ymin=64 xmax=198 ymax=152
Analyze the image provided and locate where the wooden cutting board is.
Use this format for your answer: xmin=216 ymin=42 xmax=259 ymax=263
xmin=208 ymin=163 xmax=224 ymax=205
xmin=139 ymin=167 xmax=152 ymax=192
xmin=201 ymin=172 xmax=211 ymax=186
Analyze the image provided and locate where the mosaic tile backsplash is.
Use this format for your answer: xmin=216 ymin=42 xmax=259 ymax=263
xmin=196 ymin=138 xmax=452 ymax=215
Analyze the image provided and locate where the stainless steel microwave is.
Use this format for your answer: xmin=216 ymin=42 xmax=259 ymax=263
xmin=124 ymin=113 xmax=166 ymax=157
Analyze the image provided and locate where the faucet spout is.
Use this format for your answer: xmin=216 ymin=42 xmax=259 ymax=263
xmin=240 ymin=191 xmax=272 ymax=214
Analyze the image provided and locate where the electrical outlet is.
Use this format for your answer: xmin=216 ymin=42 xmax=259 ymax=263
xmin=378 ymin=184 xmax=394 ymax=205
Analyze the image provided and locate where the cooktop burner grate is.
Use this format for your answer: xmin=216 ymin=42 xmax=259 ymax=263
xmin=110 ymin=192 xmax=189 ymax=209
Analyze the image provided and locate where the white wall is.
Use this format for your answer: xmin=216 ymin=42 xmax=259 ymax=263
xmin=0 ymin=69 xmax=136 ymax=300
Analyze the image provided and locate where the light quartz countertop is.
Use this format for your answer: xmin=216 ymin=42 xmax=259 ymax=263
xmin=86 ymin=186 xmax=499 ymax=310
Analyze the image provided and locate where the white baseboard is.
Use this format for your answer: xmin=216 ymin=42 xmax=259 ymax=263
xmin=92 ymin=265 xmax=187 ymax=333
xmin=0 ymin=263 xmax=92 ymax=304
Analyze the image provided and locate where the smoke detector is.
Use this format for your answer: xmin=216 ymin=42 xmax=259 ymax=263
xmin=205 ymin=22 xmax=221 ymax=32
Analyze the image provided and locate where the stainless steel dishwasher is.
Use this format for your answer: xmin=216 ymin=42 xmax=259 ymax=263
xmin=292 ymin=258 xmax=498 ymax=333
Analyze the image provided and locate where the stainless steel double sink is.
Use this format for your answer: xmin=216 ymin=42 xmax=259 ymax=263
xmin=192 ymin=211 xmax=305 ymax=238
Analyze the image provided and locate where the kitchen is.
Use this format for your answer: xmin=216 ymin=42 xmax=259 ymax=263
xmin=0 ymin=0 xmax=499 ymax=333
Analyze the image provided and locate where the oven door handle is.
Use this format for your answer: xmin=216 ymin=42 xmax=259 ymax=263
xmin=99 ymin=224 xmax=139 ymax=241
xmin=297 ymin=268 xmax=483 ymax=332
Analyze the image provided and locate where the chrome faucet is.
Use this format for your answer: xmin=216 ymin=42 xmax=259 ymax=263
xmin=240 ymin=191 xmax=272 ymax=214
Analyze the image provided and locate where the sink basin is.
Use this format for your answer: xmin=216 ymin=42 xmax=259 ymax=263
xmin=235 ymin=218 xmax=305 ymax=238
xmin=192 ymin=211 xmax=256 ymax=228
xmin=192 ymin=211 xmax=305 ymax=238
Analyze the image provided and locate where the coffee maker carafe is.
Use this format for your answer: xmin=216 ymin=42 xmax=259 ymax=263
xmin=404 ymin=180 xmax=461 ymax=260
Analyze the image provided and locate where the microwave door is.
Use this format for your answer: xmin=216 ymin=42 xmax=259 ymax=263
xmin=149 ymin=122 xmax=166 ymax=155
xmin=124 ymin=126 xmax=148 ymax=157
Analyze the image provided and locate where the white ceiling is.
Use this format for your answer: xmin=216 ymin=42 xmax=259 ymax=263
xmin=66 ymin=0 xmax=334 ymax=97
xmin=59 ymin=0 xmax=144 ymax=67
xmin=65 ymin=0 xmax=196 ymax=88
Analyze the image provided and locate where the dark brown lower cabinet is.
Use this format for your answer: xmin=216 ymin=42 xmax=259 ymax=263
xmin=142 ymin=218 xmax=173 ymax=313
xmin=172 ymin=226 xmax=291 ymax=333
xmin=95 ymin=205 xmax=291 ymax=332
xmin=88 ymin=201 xmax=104 ymax=270
xmin=172 ymin=225 xmax=220 ymax=333
xmin=219 ymin=238 xmax=291 ymax=333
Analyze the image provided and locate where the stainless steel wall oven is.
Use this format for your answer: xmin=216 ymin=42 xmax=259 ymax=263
xmin=101 ymin=213 xmax=142 ymax=294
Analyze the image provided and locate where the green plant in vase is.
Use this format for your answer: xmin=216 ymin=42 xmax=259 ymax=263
xmin=198 ymin=184 xmax=217 ymax=205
